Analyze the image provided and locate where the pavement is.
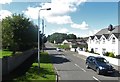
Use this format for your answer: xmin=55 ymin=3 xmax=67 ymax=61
xmin=45 ymin=42 xmax=120 ymax=82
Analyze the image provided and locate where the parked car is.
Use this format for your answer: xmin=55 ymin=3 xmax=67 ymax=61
xmin=86 ymin=56 xmax=115 ymax=75
xmin=56 ymin=48 xmax=62 ymax=52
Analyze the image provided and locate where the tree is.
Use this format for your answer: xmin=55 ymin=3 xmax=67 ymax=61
xmin=47 ymin=33 xmax=67 ymax=43
xmin=67 ymin=34 xmax=77 ymax=39
xmin=2 ymin=14 xmax=38 ymax=54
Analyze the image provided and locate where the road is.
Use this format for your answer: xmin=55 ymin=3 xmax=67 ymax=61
xmin=45 ymin=42 xmax=120 ymax=82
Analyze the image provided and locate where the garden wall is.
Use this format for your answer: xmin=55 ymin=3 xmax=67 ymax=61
xmin=77 ymin=50 xmax=120 ymax=66
xmin=2 ymin=49 xmax=37 ymax=75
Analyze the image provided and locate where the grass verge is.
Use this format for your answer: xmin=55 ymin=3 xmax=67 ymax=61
xmin=13 ymin=52 xmax=56 ymax=82
xmin=0 ymin=50 xmax=13 ymax=58
xmin=56 ymin=44 xmax=70 ymax=49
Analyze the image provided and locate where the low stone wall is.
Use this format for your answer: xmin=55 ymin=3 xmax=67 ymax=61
xmin=2 ymin=49 xmax=37 ymax=75
xmin=77 ymin=50 xmax=120 ymax=66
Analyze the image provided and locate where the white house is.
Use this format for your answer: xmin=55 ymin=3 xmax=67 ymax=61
xmin=62 ymin=39 xmax=88 ymax=51
xmin=87 ymin=25 xmax=120 ymax=56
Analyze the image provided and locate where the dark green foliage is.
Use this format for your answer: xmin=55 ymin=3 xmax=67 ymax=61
xmin=104 ymin=52 xmax=109 ymax=56
xmin=47 ymin=33 xmax=68 ymax=43
xmin=90 ymin=48 xmax=94 ymax=53
xmin=115 ymin=55 xmax=120 ymax=59
xmin=47 ymin=33 xmax=77 ymax=43
xmin=2 ymin=14 xmax=40 ymax=53
xmin=67 ymin=34 xmax=77 ymax=39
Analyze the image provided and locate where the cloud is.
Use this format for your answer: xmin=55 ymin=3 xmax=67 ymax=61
xmin=71 ymin=21 xmax=89 ymax=30
xmin=46 ymin=15 xmax=73 ymax=24
xmin=0 ymin=10 xmax=12 ymax=20
xmin=52 ymin=28 xmax=69 ymax=33
xmin=88 ymin=29 xmax=101 ymax=36
xmin=23 ymin=0 xmax=87 ymax=24
xmin=41 ymin=0 xmax=87 ymax=15
xmin=0 ymin=0 xmax=12 ymax=4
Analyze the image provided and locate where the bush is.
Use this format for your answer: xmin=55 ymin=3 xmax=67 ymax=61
xmin=109 ymin=52 xmax=115 ymax=58
xmin=85 ymin=49 xmax=89 ymax=52
xmin=90 ymin=48 xmax=94 ymax=53
xmin=115 ymin=55 xmax=120 ymax=59
xmin=104 ymin=52 xmax=109 ymax=56
xmin=94 ymin=52 xmax=100 ymax=55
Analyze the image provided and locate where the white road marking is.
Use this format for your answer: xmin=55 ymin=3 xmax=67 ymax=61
xmin=75 ymin=64 xmax=86 ymax=72
xmin=54 ymin=66 xmax=61 ymax=80
xmin=93 ymin=76 xmax=101 ymax=82
xmin=62 ymin=55 xmax=66 ymax=58
xmin=73 ymin=54 xmax=86 ymax=60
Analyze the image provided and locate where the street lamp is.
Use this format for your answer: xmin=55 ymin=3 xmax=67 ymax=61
xmin=38 ymin=8 xmax=51 ymax=74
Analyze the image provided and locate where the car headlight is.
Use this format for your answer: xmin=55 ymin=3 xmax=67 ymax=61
xmin=99 ymin=66 xmax=105 ymax=70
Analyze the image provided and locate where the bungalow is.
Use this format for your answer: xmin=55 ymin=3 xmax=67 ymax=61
xmin=62 ymin=38 xmax=88 ymax=51
xmin=87 ymin=25 xmax=120 ymax=56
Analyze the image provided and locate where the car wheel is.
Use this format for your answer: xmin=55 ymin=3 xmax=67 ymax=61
xmin=96 ymin=68 xmax=100 ymax=75
xmin=86 ymin=63 xmax=90 ymax=69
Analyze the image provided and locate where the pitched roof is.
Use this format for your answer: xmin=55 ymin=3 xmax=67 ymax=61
xmin=113 ymin=33 xmax=120 ymax=39
xmin=67 ymin=39 xmax=76 ymax=43
xmin=95 ymin=25 xmax=120 ymax=35
xmin=90 ymin=36 xmax=95 ymax=40
xmin=95 ymin=35 xmax=102 ymax=39
xmin=103 ymin=34 xmax=109 ymax=39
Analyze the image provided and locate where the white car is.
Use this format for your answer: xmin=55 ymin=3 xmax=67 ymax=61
xmin=56 ymin=48 xmax=62 ymax=52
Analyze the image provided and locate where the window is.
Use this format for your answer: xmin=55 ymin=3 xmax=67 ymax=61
xmin=112 ymin=37 xmax=115 ymax=44
xmin=95 ymin=48 xmax=98 ymax=53
xmin=103 ymin=38 xmax=105 ymax=44
xmin=102 ymin=48 xmax=106 ymax=55
xmin=95 ymin=39 xmax=98 ymax=44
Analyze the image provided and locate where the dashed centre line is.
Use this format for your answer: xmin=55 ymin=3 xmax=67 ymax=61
xmin=93 ymin=76 xmax=101 ymax=82
xmin=74 ymin=64 xmax=86 ymax=72
xmin=73 ymin=54 xmax=86 ymax=60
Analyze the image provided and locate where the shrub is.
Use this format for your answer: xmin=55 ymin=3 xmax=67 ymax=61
xmin=109 ymin=52 xmax=115 ymax=58
xmin=90 ymin=48 xmax=94 ymax=53
xmin=115 ymin=55 xmax=120 ymax=59
xmin=85 ymin=49 xmax=89 ymax=52
xmin=94 ymin=52 xmax=100 ymax=55
xmin=104 ymin=52 xmax=109 ymax=56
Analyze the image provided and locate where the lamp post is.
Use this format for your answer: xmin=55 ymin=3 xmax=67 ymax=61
xmin=38 ymin=8 xmax=51 ymax=74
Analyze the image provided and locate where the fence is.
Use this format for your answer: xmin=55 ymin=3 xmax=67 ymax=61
xmin=2 ymin=49 xmax=37 ymax=75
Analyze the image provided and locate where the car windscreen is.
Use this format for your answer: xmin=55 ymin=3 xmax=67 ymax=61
xmin=96 ymin=58 xmax=108 ymax=64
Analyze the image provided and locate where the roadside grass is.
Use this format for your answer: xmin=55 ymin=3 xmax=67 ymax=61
xmin=13 ymin=52 xmax=56 ymax=82
xmin=0 ymin=50 xmax=13 ymax=58
xmin=56 ymin=44 xmax=70 ymax=49
xmin=0 ymin=50 xmax=23 ymax=58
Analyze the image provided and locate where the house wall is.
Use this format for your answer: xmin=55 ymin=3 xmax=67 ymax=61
xmin=62 ymin=40 xmax=69 ymax=44
xmin=88 ymin=34 xmax=119 ymax=56
xmin=118 ymin=39 xmax=120 ymax=55
xmin=107 ymin=34 xmax=119 ymax=56
xmin=87 ymin=37 xmax=94 ymax=52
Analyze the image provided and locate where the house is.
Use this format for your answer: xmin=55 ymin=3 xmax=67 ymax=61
xmin=54 ymin=40 xmax=63 ymax=44
xmin=62 ymin=38 xmax=88 ymax=51
xmin=87 ymin=25 xmax=120 ymax=56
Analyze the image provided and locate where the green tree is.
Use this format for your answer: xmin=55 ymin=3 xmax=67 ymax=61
xmin=67 ymin=34 xmax=77 ymax=39
xmin=47 ymin=33 xmax=67 ymax=43
xmin=2 ymin=14 xmax=38 ymax=54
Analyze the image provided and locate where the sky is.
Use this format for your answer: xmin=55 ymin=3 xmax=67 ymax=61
xmin=0 ymin=0 xmax=119 ymax=37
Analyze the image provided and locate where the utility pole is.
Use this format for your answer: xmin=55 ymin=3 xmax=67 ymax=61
xmin=37 ymin=8 xmax=51 ymax=74
xmin=42 ymin=19 xmax=45 ymax=52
